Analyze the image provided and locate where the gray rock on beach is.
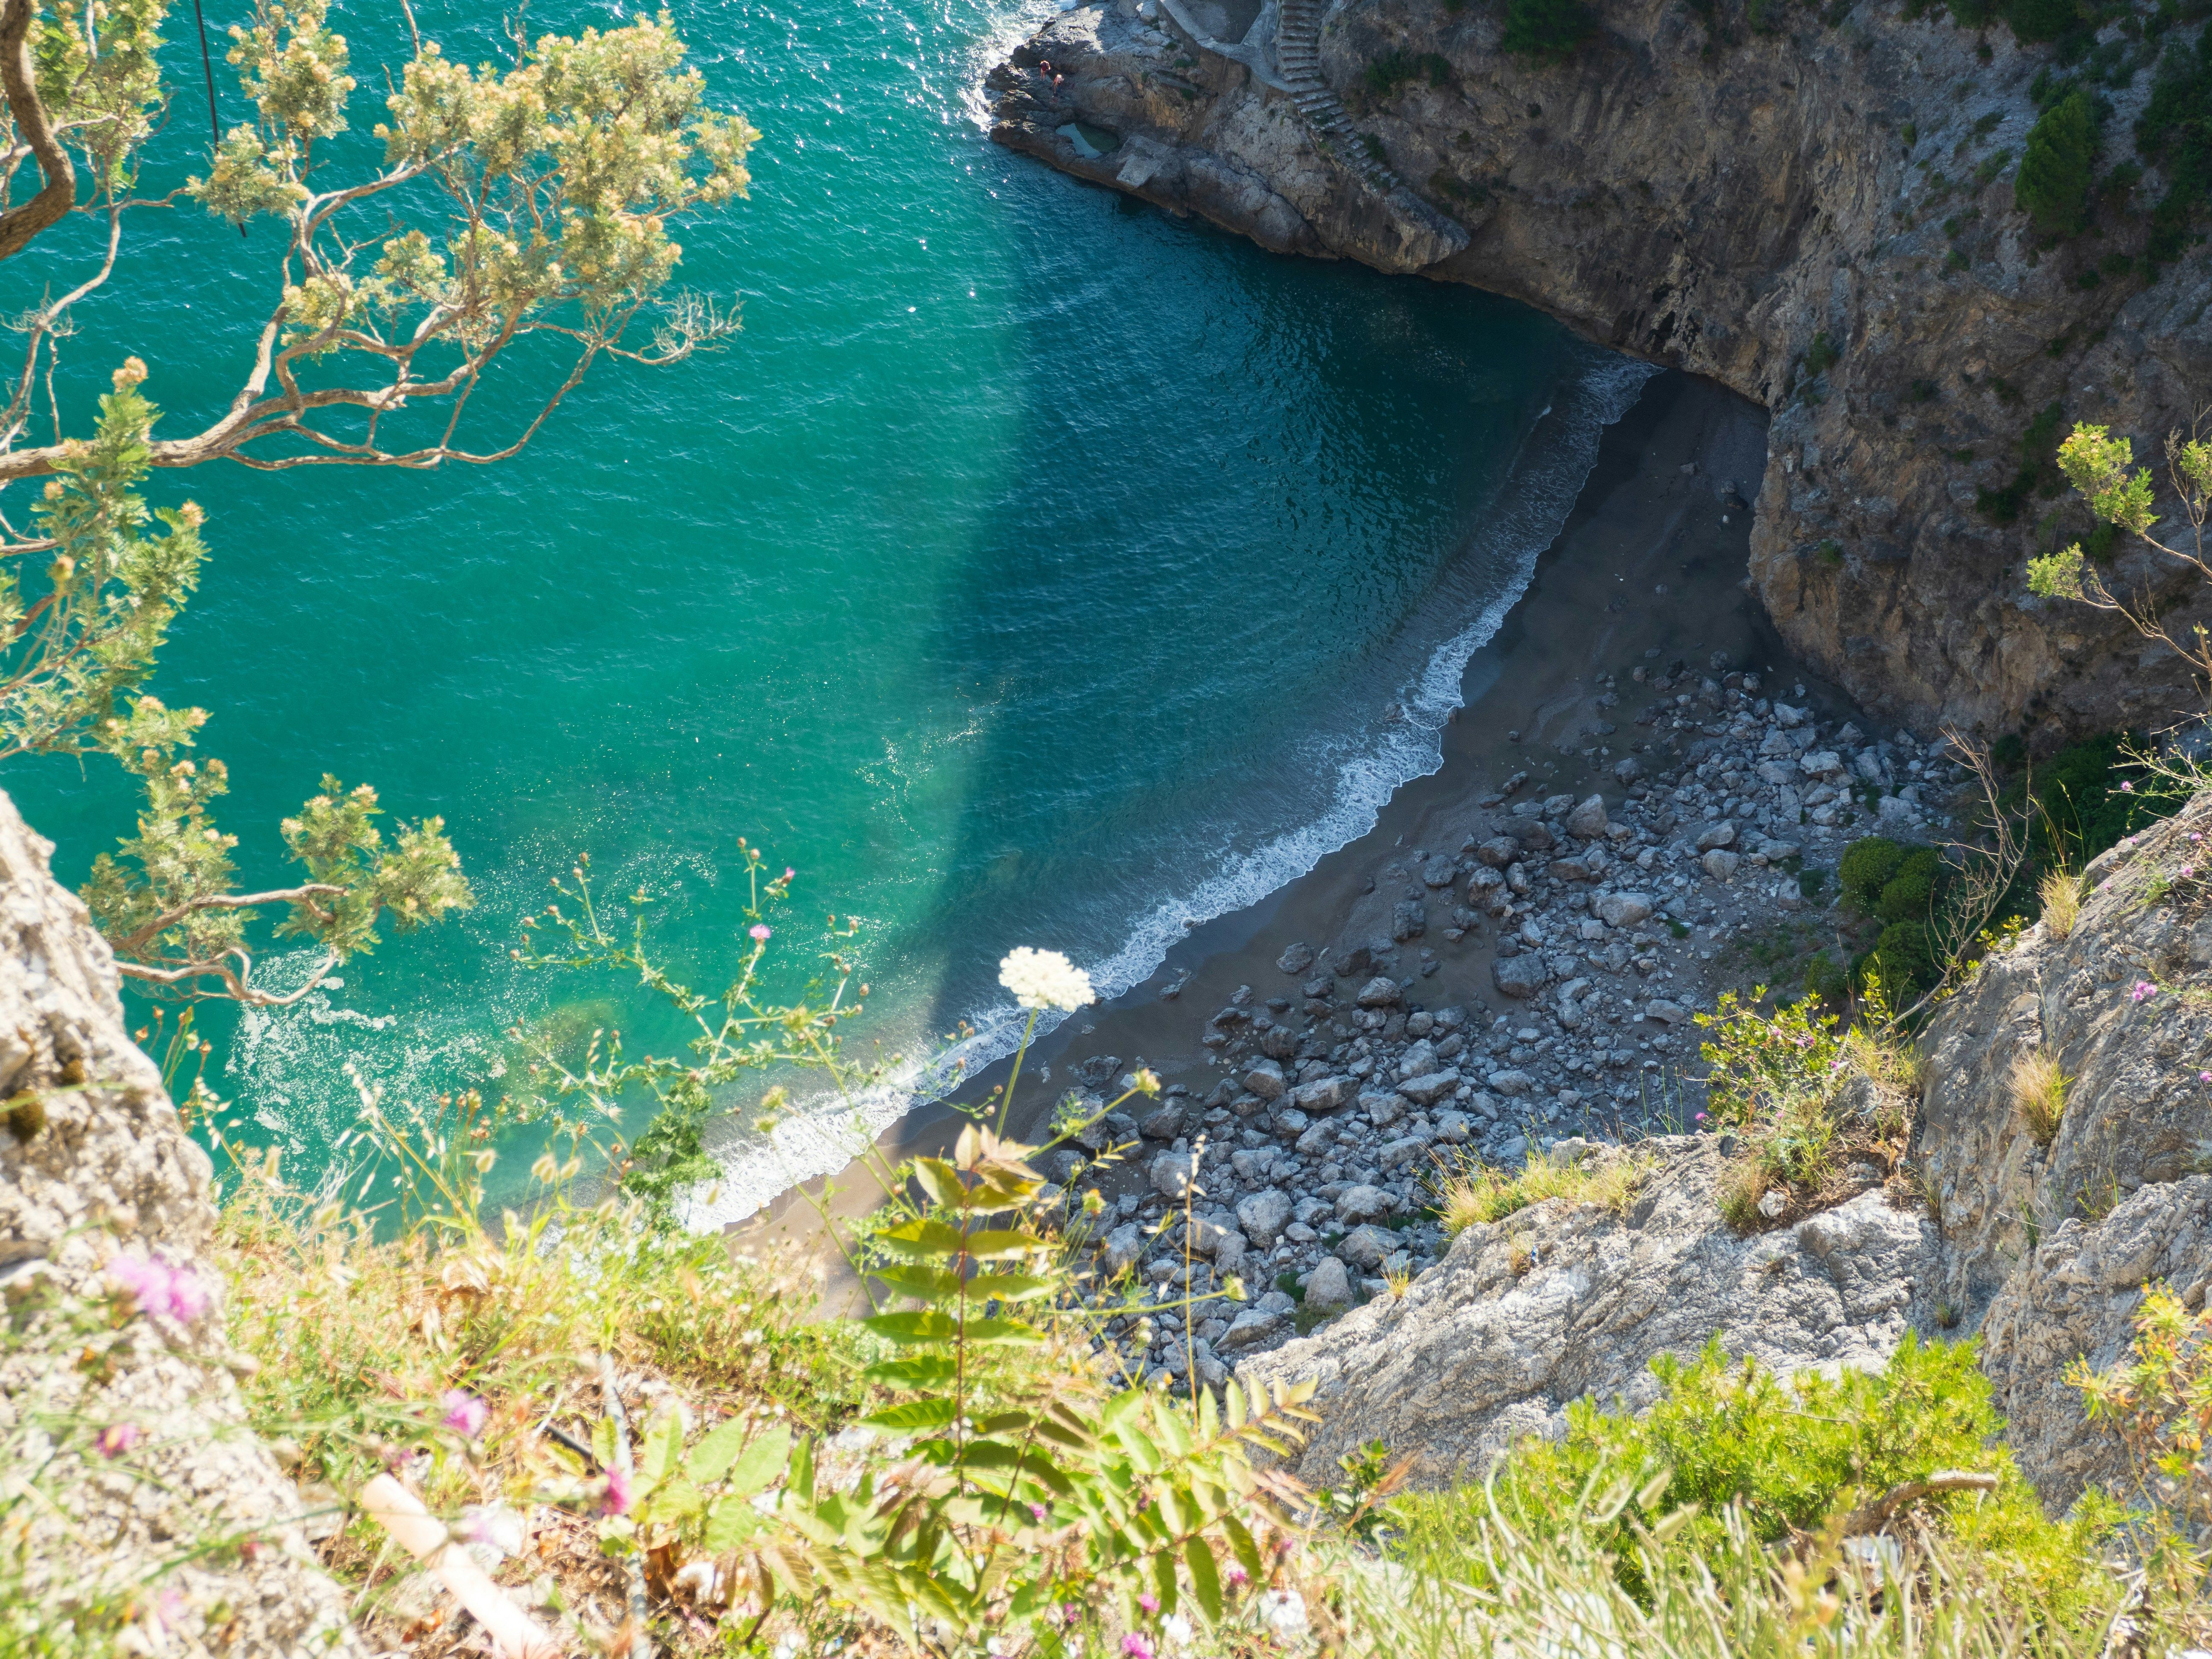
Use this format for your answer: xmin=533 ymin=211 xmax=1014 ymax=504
xmin=1337 ymin=1184 xmax=1392 ymax=1224
xmin=1363 ymin=1089 xmax=1406 ymax=1128
xmin=1149 ymin=1152 xmax=1198 ymax=1199
xmin=1237 ymin=1189 xmax=1292 ymax=1249
xmin=1492 ymin=955 xmax=1547 ymax=999
xmin=1597 ymin=891 xmax=1654 ymax=928
xmin=1276 ymin=942 xmax=1315 ymax=975
xmin=1305 ymin=1257 xmax=1353 ymax=1310
xmin=1703 ymin=849 xmax=1742 ymax=880
xmin=1101 ymin=1223 xmax=1143 ymax=1276
xmin=1243 ymin=1058 xmax=1286 ymax=1099
xmin=1398 ymin=1071 xmax=1461 ymax=1107
xmin=1565 ymin=794 xmax=1610 ymax=839
xmin=1294 ymin=1075 xmax=1355 ymax=1113
xmin=1356 ymin=975 xmax=1403 ymax=1008
xmin=1695 ymin=821 xmax=1737 ymax=851
xmin=1339 ymin=1225 xmax=1396 ymax=1270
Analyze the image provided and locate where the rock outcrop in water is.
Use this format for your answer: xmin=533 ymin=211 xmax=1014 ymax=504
xmin=988 ymin=0 xmax=2212 ymax=739
xmin=0 ymin=790 xmax=359 ymax=1651
xmin=1224 ymin=790 xmax=2212 ymax=1504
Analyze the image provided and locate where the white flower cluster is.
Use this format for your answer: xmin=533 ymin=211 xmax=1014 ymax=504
xmin=998 ymin=946 xmax=1094 ymax=1012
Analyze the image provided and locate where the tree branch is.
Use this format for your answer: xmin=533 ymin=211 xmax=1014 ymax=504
xmin=1837 ymin=1470 xmax=1997 ymax=1536
xmin=0 ymin=0 xmax=76 ymax=262
xmin=114 ymin=882 xmax=346 ymax=955
xmin=114 ymin=946 xmax=341 ymax=1007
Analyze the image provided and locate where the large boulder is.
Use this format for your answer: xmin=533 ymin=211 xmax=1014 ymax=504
xmin=1240 ymin=1141 xmax=1942 ymax=1487
xmin=1236 ymin=1188 xmax=1293 ymax=1249
xmin=0 ymin=791 xmax=363 ymax=1650
xmin=1491 ymin=955 xmax=1547 ymax=1000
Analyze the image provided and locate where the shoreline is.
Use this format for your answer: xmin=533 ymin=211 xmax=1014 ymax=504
xmin=737 ymin=367 xmax=1884 ymax=1308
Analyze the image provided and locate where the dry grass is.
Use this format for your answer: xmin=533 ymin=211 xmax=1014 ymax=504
xmin=2040 ymin=869 xmax=2084 ymax=940
xmin=2009 ymin=1047 xmax=2069 ymax=1148
xmin=213 ymin=1154 xmax=874 ymax=1658
xmin=1438 ymin=1148 xmax=1649 ymax=1236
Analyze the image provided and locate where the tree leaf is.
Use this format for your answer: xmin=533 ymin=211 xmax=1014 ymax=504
xmin=1221 ymin=1513 xmax=1263 ymax=1583
xmin=702 ymin=1493 xmax=767 ymax=1552
xmin=863 ymin=1398 xmax=960 ymax=1433
xmin=862 ymin=1310 xmax=959 ymax=1345
xmin=685 ymin=1417 xmax=750 ymax=1485
xmin=725 ymin=1423 xmax=793 ymax=1497
xmin=1152 ymin=1548 xmax=1179 ymax=1615
xmin=910 ymin=1158 xmax=963 ymax=1209
xmin=874 ymin=1217 xmax=971 ymax=1260
xmin=1185 ymin=1535 xmax=1222 ymax=1622
xmin=864 ymin=1356 xmax=960 ymax=1391
xmin=640 ymin=1411 xmax=684 ymax=1487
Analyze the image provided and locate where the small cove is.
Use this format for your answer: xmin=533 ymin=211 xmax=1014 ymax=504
xmin=5 ymin=0 xmax=1648 ymax=1217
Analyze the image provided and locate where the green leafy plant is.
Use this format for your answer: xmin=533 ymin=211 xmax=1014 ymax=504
xmin=2016 ymin=90 xmax=2099 ymax=236
xmin=1501 ymin=0 xmax=1598 ymax=61
xmin=771 ymin=1121 xmax=1319 ymax=1649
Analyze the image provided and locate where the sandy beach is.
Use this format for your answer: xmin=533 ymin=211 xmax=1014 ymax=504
xmin=739 ymin=367 xmax=1872 ymax=1306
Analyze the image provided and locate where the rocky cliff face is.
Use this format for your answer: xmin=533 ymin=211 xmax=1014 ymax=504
xmin=1238 ymin=789 xmax=2212 ymax=1508
xmin=0 ymin=790 xmax=360 ymax=1650
xmin=990 ymin=0 xmax=2212 ymax=738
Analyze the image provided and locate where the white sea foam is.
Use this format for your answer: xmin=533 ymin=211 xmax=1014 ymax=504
xmin=686 ymin=352 xmax=1658 ymax=1230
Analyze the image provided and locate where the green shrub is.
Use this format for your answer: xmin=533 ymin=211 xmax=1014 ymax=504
xmin=1876 ymin=845 xmax=1943 ymax=922
xmin=2136 ymin=24 xmax=2212 ymax=268
xmin=1977 ymin=399 xmax=2069 ymax=524
xmin=1839 ymin=835 xmax=1905 ymax=912
xmin=2017 ymin=731 xmax=2186 ymax=868
xmin=1869 ymin=917 xmax=1937 ymax=992
xmin=2017 ymin=89 xmax=2100 ymax=235
xmin=1502 ymin=0 xmax=1598 ymax=61
xmin=1410 ymin=1334 xmax=2124 ymax=1628
xmin=2005 ymin=0 xmax=2081 ymax=45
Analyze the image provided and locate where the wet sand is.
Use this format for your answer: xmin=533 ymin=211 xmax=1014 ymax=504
xmin=738 ymin=368 xmax=1859 ymax=1310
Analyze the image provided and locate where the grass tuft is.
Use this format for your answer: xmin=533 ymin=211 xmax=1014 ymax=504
xmin=1438 ymin=1148 xmax=1648 ymax=1235
xmin=2010 ymin=1046 xmax=2069 ymax=1147
xmin=2040 ymin=867 xmax=2084 ymax=938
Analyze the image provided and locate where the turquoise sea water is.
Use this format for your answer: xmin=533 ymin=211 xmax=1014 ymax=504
xmin=7 ymin=0 xmax=1644 ymax=1218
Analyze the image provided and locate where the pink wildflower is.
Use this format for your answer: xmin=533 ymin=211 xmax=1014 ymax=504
xmin=98 ymin=1423 xmax=142 ymax=1458
xmin=439 ymin=1390 xmax=489 ymax=1436
xmin=108 ymin=1253 xmax=210 ymax=1325
xmin=2186 ymin=867 xmax=2197 ymax=879
xmin=1226 ymin=1566 xmax=1249 ymax=1588
xmin=2200 ymin=1072 xmax=2211 ymax=1084
xmin=153 ymin=1588 xmax=187 ymax=1633
xmin=749 ymin=924 xmax=771 ymax=942
xmin=1029 ymin=1502 xmax=1049 ymax=1523
xmin=2194 ymin=833 xmax=2205 ymax=844
xmin=1138 ymin=1592 xmax=1159 ymax=1614
xmin=2133 ymin=981 xmax=2158 ymax=1003
xmin=1123 ymin=1639 xmax=1155 ymax=1659
xmin=783 ymin=867 xmax=795 ymax=880
xmin=599 ymin=1466 xmax=634 ymax=1517
xmin=2121 ymin=780 xmax=2135 ymax=793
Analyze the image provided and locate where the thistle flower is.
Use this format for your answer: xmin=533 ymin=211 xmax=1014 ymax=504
xmin=2133 ymin=981 xmax=2158 ymax=1003
xmin=749 ymin=923 xmax=771 ymax=941
xmin=1226 ymin=1565 xmax=1249 ymax=1588
xmin=1121 ymin=1639 xmax=1155 ymax=1659
xmin=108 ymin=1253 xmax=210 ymax=1325
xmin=98 ymin=1423 xmax=142 ymax=1458
xmin=998 ymin=947 xmax=1094 ymax=1011
xmin=2121 ymin=780 xmax=2134 ymax=792
xmin=599 ymin=1466 xmax=634 ymax=1517
xmin=1137 ymin=1592 xmax=1159 ymax=1614
xmin=440 ymin=1389 xmax=489 ymax=1436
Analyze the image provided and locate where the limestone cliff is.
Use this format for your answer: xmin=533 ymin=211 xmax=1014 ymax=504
xmin=989 ymin=0 xmax=2212 ymax=738
xmin=0 ymin=789 xmax=361 ymax=1651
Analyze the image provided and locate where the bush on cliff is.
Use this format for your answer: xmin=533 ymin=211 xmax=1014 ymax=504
xmin=1501 ymin=0 xmax=1597 ymax=62
xmin=2016 ymin=90 xmax=2100 ymax=236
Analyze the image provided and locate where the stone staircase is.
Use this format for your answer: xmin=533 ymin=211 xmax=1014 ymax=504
xmin=1272 ymin=0 xmax=1408 ymax=195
